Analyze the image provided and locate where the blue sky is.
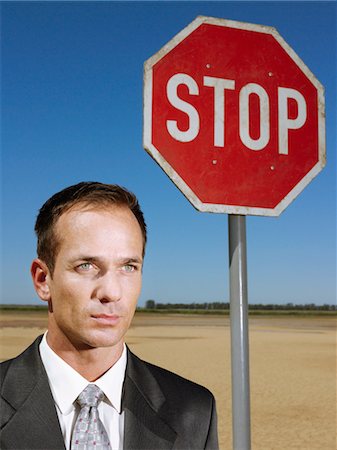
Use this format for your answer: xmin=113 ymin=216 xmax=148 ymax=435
xmin=1 ymin=1 xmax=336 ymax=306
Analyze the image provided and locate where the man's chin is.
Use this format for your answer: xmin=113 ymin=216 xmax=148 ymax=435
xmin=84 ymin=331 xmax=125 ymax=350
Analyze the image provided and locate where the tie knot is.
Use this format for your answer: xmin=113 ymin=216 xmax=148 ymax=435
xmin=77 ymin=384 xmax=104 ymax=408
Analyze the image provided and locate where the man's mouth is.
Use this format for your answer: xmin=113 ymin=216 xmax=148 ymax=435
xmin=91 ymin=314 xmax=121 ymax=325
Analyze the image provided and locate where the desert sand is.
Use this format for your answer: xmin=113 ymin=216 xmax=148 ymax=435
xmin=0 ymin=311 xmax=336 ymax=449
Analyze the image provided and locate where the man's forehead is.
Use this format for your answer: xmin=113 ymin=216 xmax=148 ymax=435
xmin=56 ymin=203 xmax=132 ymax=224
xmin=53 ymin=204 xmax=143 ymax=243
xmin=62 ymin=201 xmax=127 ymax=215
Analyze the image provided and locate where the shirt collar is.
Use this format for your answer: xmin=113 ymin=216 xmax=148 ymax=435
xmin=39 ymin=332 xmax=127 ymax=415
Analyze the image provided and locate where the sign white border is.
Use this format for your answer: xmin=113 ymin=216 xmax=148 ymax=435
xmin=143 ymin=16 xmax=326 ymax=216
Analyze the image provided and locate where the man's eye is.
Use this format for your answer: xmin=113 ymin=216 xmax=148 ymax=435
xmin=123 ymin=264 xmax=136 ymax=273
xmin=77 ymin=262 xmax=93 ymax=271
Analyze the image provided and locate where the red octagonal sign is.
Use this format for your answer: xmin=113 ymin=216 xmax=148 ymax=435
xmin=143 ymin=16 xmax=325 ymax=216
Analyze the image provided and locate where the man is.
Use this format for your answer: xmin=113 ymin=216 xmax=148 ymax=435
xmin=0 ymin=182 xmax=219 ymax=450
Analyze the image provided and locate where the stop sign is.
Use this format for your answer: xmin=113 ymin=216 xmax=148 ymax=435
xmin=143 ymin=16 xmax=325 ymax=216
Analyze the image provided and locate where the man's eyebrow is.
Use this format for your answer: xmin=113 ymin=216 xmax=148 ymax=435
xmin=72 ymin=256 xmax=143 ymax=264
xmin=72 ymin=256 xmax=103 ymax=263
xmin=119 ymin=257 xmax=143 ymax=265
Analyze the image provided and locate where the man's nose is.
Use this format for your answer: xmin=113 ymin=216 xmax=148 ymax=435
xmin=95 ymin=271 xmax=122 ymax=303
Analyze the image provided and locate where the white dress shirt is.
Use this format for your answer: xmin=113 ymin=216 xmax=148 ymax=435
xmin=39 ymin=332 xmax=126 ymax=450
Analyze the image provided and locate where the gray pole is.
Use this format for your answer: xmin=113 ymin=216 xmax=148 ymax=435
xmin=228 ymin=214 xmax=251 ymax=450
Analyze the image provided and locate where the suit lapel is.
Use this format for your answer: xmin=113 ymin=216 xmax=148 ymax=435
xmin=1 ymin=336 xmax=65 ymax=450
xmin=123 ymin=349 xmax=177 ymax=450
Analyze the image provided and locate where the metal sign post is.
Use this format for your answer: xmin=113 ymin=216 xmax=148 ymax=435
xmin=228 ymin=215 xmax=251 ymax=449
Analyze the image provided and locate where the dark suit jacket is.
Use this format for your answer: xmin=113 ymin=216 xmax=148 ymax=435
xmin=0 ymin=336 xmax=218 ymax=450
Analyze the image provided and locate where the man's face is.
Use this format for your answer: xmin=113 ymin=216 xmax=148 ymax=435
xmin=41 ymin=205 xmax=143 ymax=351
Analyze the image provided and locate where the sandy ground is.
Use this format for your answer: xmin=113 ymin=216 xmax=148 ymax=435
xmin=0 ymin=311 xmax=336 ymax=450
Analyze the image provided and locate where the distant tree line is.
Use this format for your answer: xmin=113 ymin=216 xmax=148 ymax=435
xmin=144 ymin=300 xmax=336 ymax=311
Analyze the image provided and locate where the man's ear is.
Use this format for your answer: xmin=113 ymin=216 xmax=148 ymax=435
xmin=31 ymin=258 xmax=51 ymax=302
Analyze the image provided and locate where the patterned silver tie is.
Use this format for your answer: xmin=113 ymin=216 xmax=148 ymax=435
xmin=71 ymin=384 xmax=111 ymax=450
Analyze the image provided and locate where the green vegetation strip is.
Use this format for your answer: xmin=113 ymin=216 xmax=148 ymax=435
xmin=0 ymin=305 xmax=48 ymax=311
xmin=0 ymin=305 xmax=335 ymax=316
xmin=137 ymin=308 xmax=336 ymax=316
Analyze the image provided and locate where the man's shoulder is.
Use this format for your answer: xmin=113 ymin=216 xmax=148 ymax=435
xmin=127 ymin=349 xmax=215 ymax=406
xmin=1 ymin=336 xmax=45 ymax=430
xmin=125 ymin=349 xmax=218 ymax=448
xmin=1 ymin=336 xmax=44 ymax=385
xmin=145 ymin=357 xmax=213 ymax=395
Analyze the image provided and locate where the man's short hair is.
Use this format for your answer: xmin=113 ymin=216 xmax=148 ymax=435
xmin=35 ymin=181 xmax=147 ymax=274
